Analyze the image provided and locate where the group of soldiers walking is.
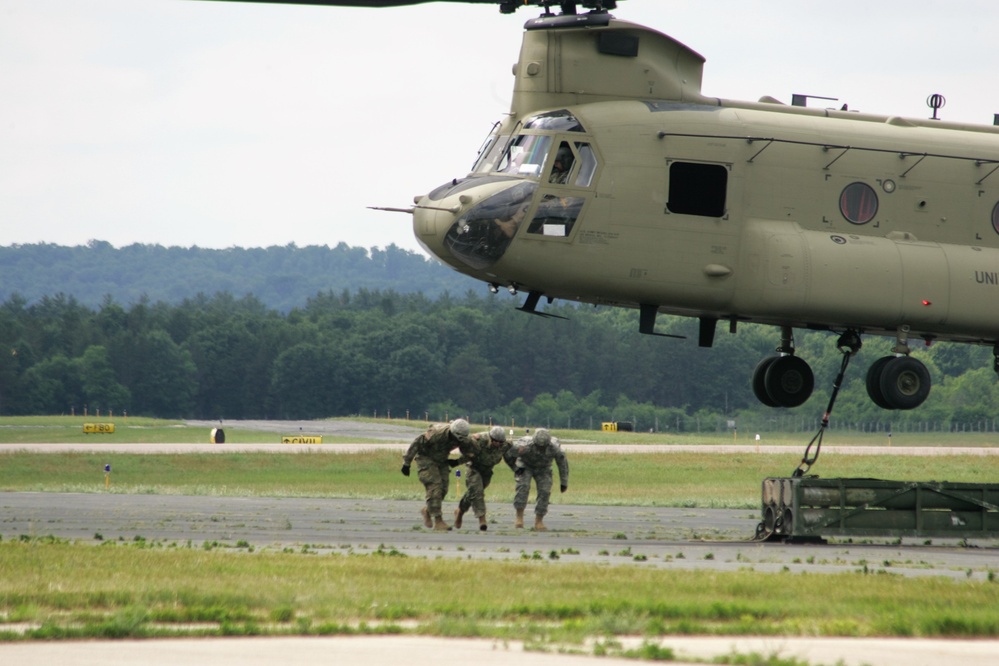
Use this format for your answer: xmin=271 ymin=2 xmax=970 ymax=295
xmin=401 ymin=418 xmax=569 ymax=531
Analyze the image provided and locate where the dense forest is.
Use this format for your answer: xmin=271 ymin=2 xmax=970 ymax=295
xmin=0 ymin=241 xmax=469 ymax=311
xmin=2 ymin=241 xmax=999 ymax=434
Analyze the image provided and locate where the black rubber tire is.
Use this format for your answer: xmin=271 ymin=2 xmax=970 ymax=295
xmin=879 ymin=356 xmax=931 ymax=410
xmin=865 ymin=356 xmax=895 ymax=410
xmin=752 ymin=356 xmax=781 ymax=407
xmin=763 ymin=355 xmax=814 ymax=408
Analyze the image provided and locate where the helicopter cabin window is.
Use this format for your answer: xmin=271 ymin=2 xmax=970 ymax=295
xmin=839 ymin=182 xmax=878 ymax=224
xmin=527 ymin=194 xmax=585 ymax=237
xmin=666 ymin=161 xmax=728 ymax=217
xmin=991 ymin=201 xmax=999 ymax=235
xmin=497 ymin=134 xmax=552 ymax=178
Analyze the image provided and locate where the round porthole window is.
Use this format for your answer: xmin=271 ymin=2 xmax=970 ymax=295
xmin=840 ymin=182 xmax=878 ymax=225
xmin=992 ymin=201 xmax=999 ymax=235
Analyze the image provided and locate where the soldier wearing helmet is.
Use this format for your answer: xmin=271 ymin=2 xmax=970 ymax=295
xmin=549 ymin=143 xmax=574 ymax=184
xmin=401 ymin=418 xmax=474 ymax=531
xmin=451 ymin=425 xmax=510 ymax=531
xmin=504 ymin=427 xmax=569 ymax=531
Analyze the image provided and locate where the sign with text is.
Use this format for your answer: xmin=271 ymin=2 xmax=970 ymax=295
xmin=281 ymin=435 xmax=323 ymax=444
xmin=83 ymin=423 xmax=115 ymax=434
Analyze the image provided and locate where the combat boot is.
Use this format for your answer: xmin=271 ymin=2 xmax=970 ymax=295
xmin=433 ymin=515 xmax=452 ymax=531
xmin=421 ymin=506 xmax=432 ymax=528
xmin=454 ymin=508 xmax=465 ymax=529
xmin=478 ymin=515 xmax=488 ymax=531
xmin=533 ymin=514 xmax=548 ymax=532
xmin=514 ymin=508 xmax=525 ymax=528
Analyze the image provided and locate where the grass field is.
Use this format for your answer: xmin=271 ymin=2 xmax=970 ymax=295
xmin=1 ymin=450 xmax=998 ymax=507
xmin=2 ymin=539 xmax=998 ymax=646
xmin=2 ymin=416 xmax=999 ymax=653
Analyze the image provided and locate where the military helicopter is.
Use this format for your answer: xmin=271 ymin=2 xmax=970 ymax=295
xmin=208 ymin=0 xmax=999 ymax=413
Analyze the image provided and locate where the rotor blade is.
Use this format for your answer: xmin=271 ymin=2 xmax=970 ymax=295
xmin=190 ymin=1 xmax=621 ymax=11
xmin=192 ymin=1 xmax=526 ymax=7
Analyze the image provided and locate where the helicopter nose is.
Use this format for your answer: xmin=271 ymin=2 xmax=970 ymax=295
xmin=413 ymin=197 xmax=460 ymax=263
xmin=413 ymin=179 xmax=538 ymax=272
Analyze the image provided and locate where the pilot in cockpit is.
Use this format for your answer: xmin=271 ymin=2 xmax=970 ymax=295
xmin=494 ymin=201 xmax=530 ymax=239
xmin=549 ymin=144 xmax=574 ymax=184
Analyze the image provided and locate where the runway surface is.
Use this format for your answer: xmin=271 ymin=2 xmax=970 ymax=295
xmin=2 ymin=492 xmax=997 ymax=577
xmin=3 ymin=421 xmax=999 ymax=665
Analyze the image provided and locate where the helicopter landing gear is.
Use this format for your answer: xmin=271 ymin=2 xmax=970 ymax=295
xmin=752 ymin=327 xmax=815 ymax=408
xmin=864 ymin=326 xmax=931 ymax=410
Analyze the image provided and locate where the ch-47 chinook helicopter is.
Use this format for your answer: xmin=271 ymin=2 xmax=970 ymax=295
xmin=212 ymin=0 xmax=999 ymax=415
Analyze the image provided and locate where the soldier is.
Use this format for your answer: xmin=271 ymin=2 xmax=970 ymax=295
xmin=451 ymin=425 xmax=510 ymax=531
xmin=401 ymin=418 xmax=474 ymax=531
xmin=504 ymin=427 xmax=569 ymax=531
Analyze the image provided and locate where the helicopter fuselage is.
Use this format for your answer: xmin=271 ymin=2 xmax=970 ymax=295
xmin=413 ymin=13 xmax=999 ymax=410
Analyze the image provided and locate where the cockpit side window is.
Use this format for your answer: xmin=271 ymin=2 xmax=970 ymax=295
xmin=497 ymin=134 xmax=552 ymax=178
xmin=527 ymin=194 xmax=585 ymax=238
xmin=548 ymin=142 xmax=575 ymax=184
xmin=574 ymin=142 xmax=597 ymax=187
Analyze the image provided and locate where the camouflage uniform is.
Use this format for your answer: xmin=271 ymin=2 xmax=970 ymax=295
xmin=505 ymin=428 xmax=569 ymax=524
xmin=456 ymin=427 xmax=511 ymax=524
xmin=401 ymin=420 xmax=474 ymax=528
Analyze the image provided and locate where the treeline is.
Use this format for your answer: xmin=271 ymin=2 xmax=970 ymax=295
xmin=0 ymin=241 xmax=469 ymax=311
xmin=1 ymin=289 xmax=998 ymax=432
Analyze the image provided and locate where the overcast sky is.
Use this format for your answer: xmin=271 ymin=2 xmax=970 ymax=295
xmin=2 ymin=0 xmax=996 ymax=255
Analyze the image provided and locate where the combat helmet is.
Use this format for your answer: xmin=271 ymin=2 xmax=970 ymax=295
xmin=450 ymin=418 xmax=470 ymax=437
xmin=488 ymin=425 xmax=506 ymax=442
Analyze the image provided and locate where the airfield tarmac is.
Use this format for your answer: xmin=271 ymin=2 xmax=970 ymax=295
xmin=3 ymin=422 xmax=999 ymax=665
xmin=3 ymin=493 xmax=998 ymax=579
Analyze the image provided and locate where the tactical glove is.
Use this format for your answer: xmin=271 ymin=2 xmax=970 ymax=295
xmin=514 ymin=467 xmax=525 ymax=478
xmin=560 ymin=484 xmax=568 ymax=493
xmin=401 ymin=464 xmax=411 ymax=477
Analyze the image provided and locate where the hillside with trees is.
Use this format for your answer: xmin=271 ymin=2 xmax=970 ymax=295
xmin=0 ymin=241 xmax=470 ymax=312
xmin=1 ymin=243 xmax=997 ymax=434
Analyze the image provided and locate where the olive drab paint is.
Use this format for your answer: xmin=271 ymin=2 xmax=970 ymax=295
xmin=410 ymin=8 xmax=999 ymax=413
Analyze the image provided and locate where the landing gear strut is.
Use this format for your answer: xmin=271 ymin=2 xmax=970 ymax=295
xmin=752 ymin=327 xmax=814 ymax=408
xmin=864 ymin=326 xmax=931 ymax=410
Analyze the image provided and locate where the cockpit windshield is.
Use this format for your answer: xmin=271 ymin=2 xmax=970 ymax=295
xmin=523 ymin=110 xmax=585 ymax=132
xmin=443 ymin=181 xmax=538 ymax=270
xmin=471 ymin=123 xmax=509 ymax=174
xmin=497 ymin=134 xmax=552 ymax=178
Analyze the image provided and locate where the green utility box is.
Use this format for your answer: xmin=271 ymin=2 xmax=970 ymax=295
xmin=760 ymin=477 xmax=999 ymax=540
